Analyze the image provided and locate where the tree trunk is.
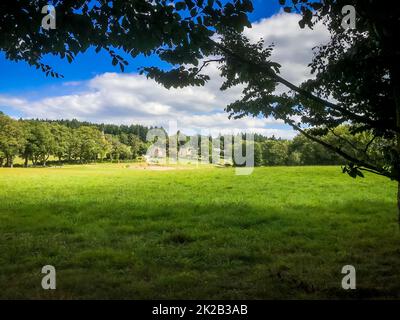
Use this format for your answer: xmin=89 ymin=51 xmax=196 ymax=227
xmin=43 ymin=155 xmax=49 ymax=167
xmin=398 ymin=181 xmax=400 ymax=225
xmin=390 ymin=65 xmax=400 ymax=224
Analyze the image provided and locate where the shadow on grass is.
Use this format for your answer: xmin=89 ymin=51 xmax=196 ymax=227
xmin=0 ymin=199 xmax=398 ymax=299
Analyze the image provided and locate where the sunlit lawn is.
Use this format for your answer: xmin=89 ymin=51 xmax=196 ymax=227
xmin=0 ymin=164 xmax=398 ymax=299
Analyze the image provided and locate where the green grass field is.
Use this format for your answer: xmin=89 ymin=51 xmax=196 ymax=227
xmin=0 ymin=164 xmax=399 ymax=299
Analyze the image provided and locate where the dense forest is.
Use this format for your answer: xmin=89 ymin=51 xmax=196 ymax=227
xmin=0 ymin=111 xmax=385 ymax=168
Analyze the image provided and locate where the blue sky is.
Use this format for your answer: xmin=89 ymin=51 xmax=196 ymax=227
xmin=0 ymin=1 xmax=329 ymax=138
xmin=0 ymin=1 xmax=279 ymax=92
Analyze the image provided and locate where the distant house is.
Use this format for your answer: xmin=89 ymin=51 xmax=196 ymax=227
xmin=178 ymin=147 xmax=196 ymax=159
xmin=153 ymin=147 xmax=165 ymax=158
xmin=145 ymin=146 xmax=166 ymax=163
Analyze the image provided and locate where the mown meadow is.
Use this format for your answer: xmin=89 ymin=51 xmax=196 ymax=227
xmin=0 ymin=164 xmax=399 ymax=299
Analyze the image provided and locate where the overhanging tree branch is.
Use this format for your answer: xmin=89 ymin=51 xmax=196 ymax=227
xmin=194 ymin=58 xmax=224 ymax=76
xmin=211 ymin=39 xmax=400 ymax=134
xmin=288 ymin=120 xmax=395 ymax=180
xmin=328 ymin=128 xmax=364 ymax=154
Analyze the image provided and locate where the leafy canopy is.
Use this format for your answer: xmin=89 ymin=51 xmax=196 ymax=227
xmin=1 ymin=0 xmax=253 ymax=77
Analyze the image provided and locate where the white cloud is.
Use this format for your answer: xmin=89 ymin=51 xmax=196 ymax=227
xmin=0 ymin=13 xmax=329 ymax=139
xmin=0 ymin=96 xmax=27 ymax=108
xmin=244 ymin=12 xmax=330 ymax=86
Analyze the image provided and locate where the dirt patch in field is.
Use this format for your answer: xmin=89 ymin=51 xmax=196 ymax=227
xmin=144 ymin=166 xmax=176 ymax=171
xmin=128 ymin=165 xmax=178 ymax=171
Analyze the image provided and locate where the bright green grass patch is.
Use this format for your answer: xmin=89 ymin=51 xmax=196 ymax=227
xmin=0 ymin=165 xmax=398 ymax=299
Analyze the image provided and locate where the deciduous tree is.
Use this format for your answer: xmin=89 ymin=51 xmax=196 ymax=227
xmin=0 ymin=114 xmax=26 ymax=167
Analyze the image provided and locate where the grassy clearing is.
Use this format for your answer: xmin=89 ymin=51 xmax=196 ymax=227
xmin=0 ymin=164 xmax=398 ymax=299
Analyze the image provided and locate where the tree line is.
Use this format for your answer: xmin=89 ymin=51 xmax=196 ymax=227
xmin=1 ymin=111 xmax=388 ymax=169
xmin=252 ymin=127 xmax=389 ymax=170
xmin=0 ymin=112 xmax=148 ymax=167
